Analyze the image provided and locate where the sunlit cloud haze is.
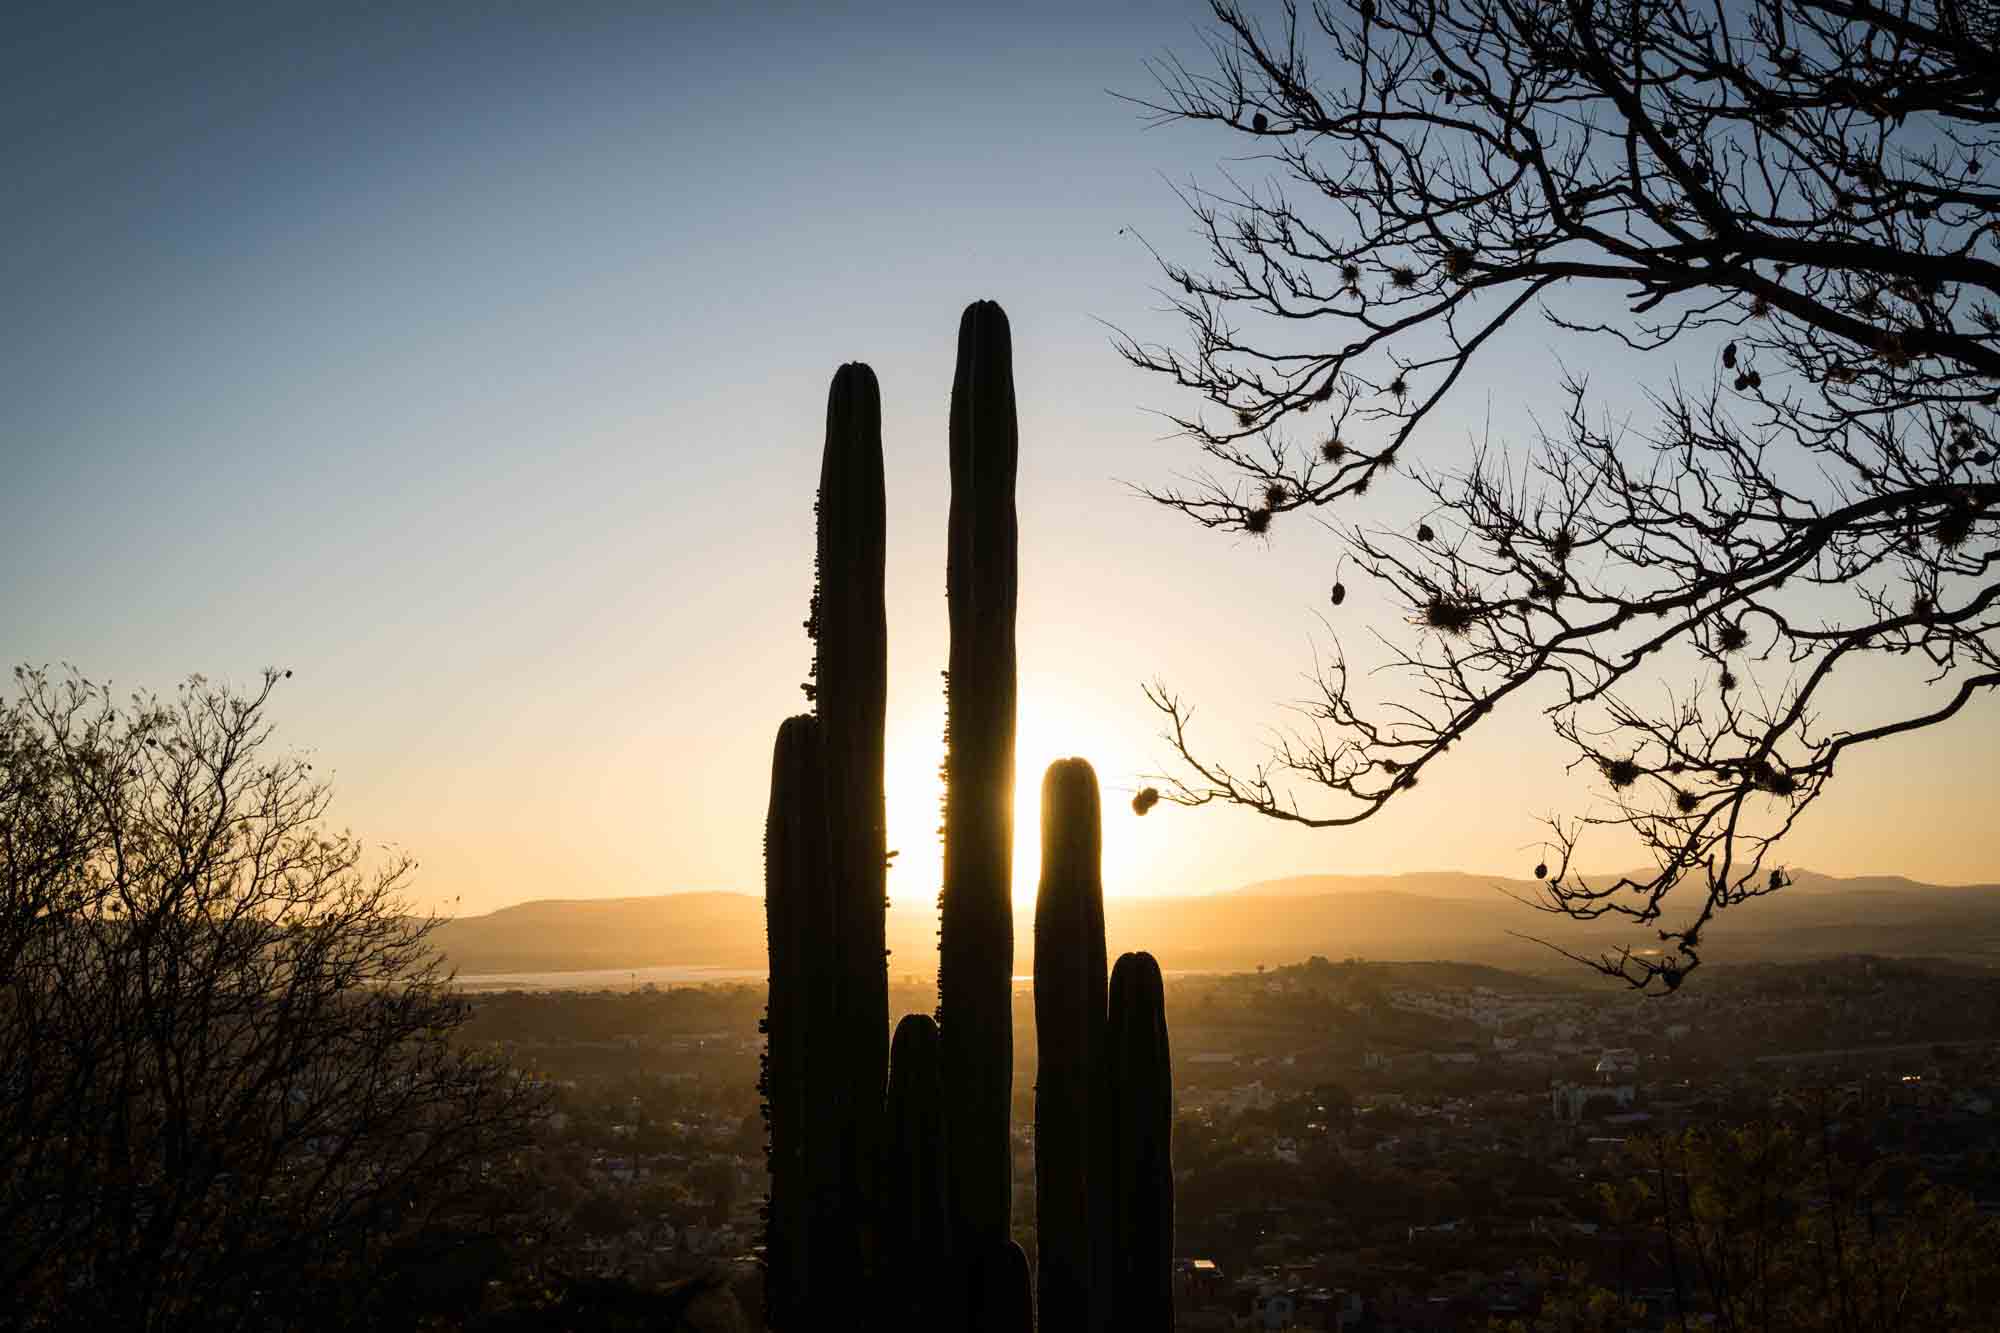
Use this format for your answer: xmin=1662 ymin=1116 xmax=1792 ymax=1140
xmin=7 ymin=1 xmax=1995 ymax=918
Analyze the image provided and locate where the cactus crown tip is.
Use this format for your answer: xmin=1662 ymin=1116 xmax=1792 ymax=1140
xmin=1040 ymin=758 xmax=1102 ymax=825
xmin=1043 ymin=754 xmax=1098 ymax=783
xmin=1112 ymin=949 xmax=1165 ymax=984
xmin=960 ymin=298 xmax=1012 ymax=332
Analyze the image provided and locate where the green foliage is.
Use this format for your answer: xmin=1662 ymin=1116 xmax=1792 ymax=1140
xmin=1487 ymin=1265 xmax=1645 ymax=1333
xmin=475 ymin=1270 xmax=752 ymax=1333
xmin=1522 ymin=1105 xmax=2000 ymax=1333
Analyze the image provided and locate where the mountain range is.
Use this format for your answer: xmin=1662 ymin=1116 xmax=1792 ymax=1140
xmin=430 ymin=870 xmax=2000 ymax=980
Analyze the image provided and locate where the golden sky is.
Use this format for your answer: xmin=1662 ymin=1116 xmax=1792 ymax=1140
xmin=8 ymin=3 xmax=1995 ymax=918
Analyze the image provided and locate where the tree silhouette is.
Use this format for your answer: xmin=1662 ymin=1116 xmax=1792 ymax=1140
xmin=1118 ymin=0 xmax=1999 ymax=989
xmin=1506 ymin=1098 xmax=2000 ymax=1331
xmin=0 ymin=666 xmax=547 ymax=1331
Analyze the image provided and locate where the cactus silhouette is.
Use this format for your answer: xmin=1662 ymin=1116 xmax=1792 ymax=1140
xmin=1034 ymin=758 xmax=1108 ymax=1333
xmin=969 ymin=1238 xmax=1035 ymax=1333
xmin=763 ymin=309 xmax=1178 ymax=1332
xmin=939 ymin=299 xmax=1020 ymax=1260
xmin=1106 ymin=951 xmax=1174 ymax=1333
xmin=883 ymin=1013 xmax=951 ymax=1329
xmin=760 ymin=714 xmax=830 ymax=1328
xmin=815 ymin=361 xmax=891 ymax=1281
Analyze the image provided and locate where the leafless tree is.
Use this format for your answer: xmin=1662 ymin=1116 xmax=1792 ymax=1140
xmin=1117 ymin=0 xmax=1999 ymax=989
xmin=0 ymin=666 xmax=547 ymax=1331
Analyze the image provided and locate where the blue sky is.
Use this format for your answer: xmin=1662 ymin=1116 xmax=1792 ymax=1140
xmin=7 ymin=0 xmax=1993 ymax=915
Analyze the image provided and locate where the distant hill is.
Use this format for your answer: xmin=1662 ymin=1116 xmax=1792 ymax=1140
xmin=1225 ymin=868 xmax=1995 ymax=900
xmin=431 ymin=892 xmax=768 ymax=975
xmin=433 ymin=871 xmax=2000 ymax=980
xmin=1229 ymin=870 xmax=1549 ymax=898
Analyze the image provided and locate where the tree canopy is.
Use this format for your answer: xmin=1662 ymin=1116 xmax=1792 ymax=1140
xmin=0 ymin=666 xmax=547 ymax=1331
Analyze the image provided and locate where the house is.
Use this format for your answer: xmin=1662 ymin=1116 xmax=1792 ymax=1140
xmin=1552 ymin=1080 xmax=1635 ymax=1121
xmin=1174 ymin=1257 xmax=1226 ymax=1311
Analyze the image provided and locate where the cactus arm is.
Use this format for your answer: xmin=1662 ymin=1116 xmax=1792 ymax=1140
xmin=884 ymin=1013 xmax=952 ymax=1328
xmin=1106 ymin=951 xmax=1175 ymax=1333
xmin=940 ymin=300 xmax=1020 ymax=1254
xmin=969 ymin=1239 xmax=1035 ymax=1333
xmin=763 ymin=714 xmax=830 ymax=1327
xmin=1034 ymin=758 xmax=1108 ymax=1333
xmin=817 ymin=362 xmax=891 ymax=1271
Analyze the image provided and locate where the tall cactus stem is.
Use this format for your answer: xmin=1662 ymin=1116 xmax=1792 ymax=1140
xmin=816 ymin=361 xmax=891 ymax=1274
xmin=1034 ymin=758 xmax=1108 ymax=1333
xmin=762 ymin=714 xmax=831 ymax=1327
xmin=939 ymin=300 xmax=1020 ymax=1255
xmin=1106 ymin=951 xmax=1174 ymax=1333
xmin=969 ymin=1239 xmax=1035 ymax=1333
xmin=883 ymin=1013 xmax=952 ymax=1329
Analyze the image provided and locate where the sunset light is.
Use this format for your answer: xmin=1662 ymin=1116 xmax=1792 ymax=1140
xmin=8 ymin=1 xmax=1999 ymax=1326
xmin=883 ymin=674 xmax=1155 ymax=914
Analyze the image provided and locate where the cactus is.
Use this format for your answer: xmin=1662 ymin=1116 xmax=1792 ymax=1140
xmin=883 ymin=1014 xmax=951 ymax=1328
xmin=1034 ymin=759 xmax=1108 ymax=1333
xmin=969 ymin=1239 xmax=1035 ymax=1333
xmin=761 ymin=714 xmax=830 ymax=1328
xmin=939 ymin=300 xmax=1020 ymax=1257
xmin=763 ymin=313 xmax=1183 ymax=1332
xmin=1105 ymin=952 xmax=1174 ymax=1333
xmin=815 ymin=362 xmax=891 ymax=1274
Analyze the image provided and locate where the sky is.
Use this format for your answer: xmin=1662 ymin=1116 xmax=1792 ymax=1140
xmin=7 ymin=0 xmax=1996 ymax=918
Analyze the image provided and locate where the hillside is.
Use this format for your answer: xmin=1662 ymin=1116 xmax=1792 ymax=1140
xmin=434 ymin=871 xmax=2000 ymax=980
xmin=1230 ymin=870 xmax=1550 ymax=898
xmin=430 ymin=892 xmax=768 ymax=975
xmin=1225 ymin=868 xmax=1991 ymax=900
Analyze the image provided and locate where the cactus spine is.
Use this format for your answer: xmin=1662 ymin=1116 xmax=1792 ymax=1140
xmin=939 ymin=300 xmax=1020 ymax=1257
xmin=815 ymin=362 xmax=891 ymax=1277
xmin=1034 ymin=758 xmax=1109 ymax=1333
xmin=761 ymin=715 xmax=830 ymax=1328
xmin=1106 ymin=952 xmax=1174 ymax=1333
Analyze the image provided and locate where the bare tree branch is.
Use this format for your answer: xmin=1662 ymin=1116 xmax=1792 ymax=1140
xmin=0 ymin=666 xmax=549 ymax=1331
xmin=1120 ymin=0 xmax=2000 ymax=990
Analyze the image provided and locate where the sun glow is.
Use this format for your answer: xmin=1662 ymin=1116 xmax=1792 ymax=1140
xmin=881 ymin=675 xmax=1154 ymax=914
